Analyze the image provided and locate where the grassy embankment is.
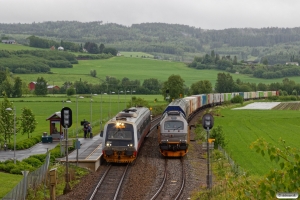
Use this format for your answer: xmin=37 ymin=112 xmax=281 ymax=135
xmin=214 ymin=103 xmax=300 ymax=175
xmin=0 ymin=172 xmax=23 ymax=198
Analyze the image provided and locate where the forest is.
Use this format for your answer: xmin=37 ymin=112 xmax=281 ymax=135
xmin=2 ymin=21 xmax=300 ymax=63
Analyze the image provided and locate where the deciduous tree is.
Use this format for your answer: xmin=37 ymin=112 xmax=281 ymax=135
xmin=161 ymin=75 xmax=185 ymax=102
xmin=34 ymin=77 xmax=48 ymax=95
xmin=20 ymin=107 xmax=37 ymax=138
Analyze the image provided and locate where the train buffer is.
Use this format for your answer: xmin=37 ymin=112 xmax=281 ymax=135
xmin=58 ymin=134 xmax=104 ymax=171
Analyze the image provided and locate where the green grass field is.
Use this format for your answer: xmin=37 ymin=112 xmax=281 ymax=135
xmin=3 ymin=43 xmax=300 ymax=87
xmin=0 ymin=172 xmax=23 ymax=198
xmin=214 ymin=104 xmax=300 ymax=175
xmin=5 ymin=94 xmax=165 ymax=144
xmin=18 ymin=56 xmax=300 ymax=88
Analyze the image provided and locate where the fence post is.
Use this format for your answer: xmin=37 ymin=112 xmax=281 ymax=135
xmin=21 ymin=171 xmax=29 ymax=200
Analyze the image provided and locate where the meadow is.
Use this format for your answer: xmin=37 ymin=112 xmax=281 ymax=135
xmin=3 ymin=43 xmax=300 ymax=88
xmin=214 ymin=103 xmax=300 ymax=175
xmin=6 ymin=94 xmax=165 ymax=144
xmin=0 ymin=172 xmax=23 ymax=198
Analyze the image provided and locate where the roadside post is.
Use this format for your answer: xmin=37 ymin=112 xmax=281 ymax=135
xmin=202 ymin=113 xmax=214 ymax=189
xmin=49 ymin=168 xmax=57 ymax=200
xmin=61 ymin=107 xmax=72 ymax=194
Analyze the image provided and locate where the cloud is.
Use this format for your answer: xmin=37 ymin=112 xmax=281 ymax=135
xmin=1 ymin=0 xmax=300 ymax=29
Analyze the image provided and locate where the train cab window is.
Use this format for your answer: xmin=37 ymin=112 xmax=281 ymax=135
xmin=106 ymin=123 xmax=134 ymax=140
xmin=164 ymin=121 xmax=184 ymax=130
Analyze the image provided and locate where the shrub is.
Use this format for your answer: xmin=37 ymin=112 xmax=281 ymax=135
xmin=31 ymin=154 xmax=47 ymax=162
xmin=23 ymin=157 xmax=43 ymax=168
xmin=10 ymin=167 xmax=22 ymax=174
xmin=210 ymin=125 xmax=226 ymax=148
xmin=231 ymin=95 xmax=243 ymax=104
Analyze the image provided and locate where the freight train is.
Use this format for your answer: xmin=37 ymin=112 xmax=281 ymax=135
xmin=101 ymin=106 xmax=151 ymax=163
xmin=158 ymin=91 xmax=279 ymax=157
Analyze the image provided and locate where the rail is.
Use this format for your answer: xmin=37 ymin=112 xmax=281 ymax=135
xmin=149 ymin=158 xmax=185 ymax=200
xmin=89 ymin=164 xmax=130 ymax=200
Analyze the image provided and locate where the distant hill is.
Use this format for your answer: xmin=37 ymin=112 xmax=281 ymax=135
xmin=1 ymin=21 xmax=300 ymax=63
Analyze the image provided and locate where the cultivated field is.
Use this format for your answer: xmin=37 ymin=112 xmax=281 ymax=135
xmin=3 ymin=43 xmax=300 ymax=87
xmin=214 ymin=102 xmax=300 ymax=175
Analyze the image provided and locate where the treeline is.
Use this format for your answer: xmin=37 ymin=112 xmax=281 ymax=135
xmin=83 ymin=42 xmax=117 ymax=55
xmin=188 ymin=51 xmax=300 ymax=79
xmin=213 ymin=73 xmax=300 ymax=96
xmin=0 ymin=50 xmax=77 ymax=73
xmin=28 ymin=35 xmax=81 ymax=52
xmin=32 ymin=76 xmax=162 ymax=96
xmin=27 ymin=35 xmax=118 ymax=55
xmin=2 ymin=21 xmax=300 ymax=53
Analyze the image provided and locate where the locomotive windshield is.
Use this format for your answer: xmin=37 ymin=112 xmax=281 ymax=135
xmin=164 ymin=121 xmax=184 ymax=130
xmin=105 ymin=123 xmax=134 ymax=146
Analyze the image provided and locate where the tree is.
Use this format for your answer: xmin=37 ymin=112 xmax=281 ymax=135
xmin=21 ymin=82 xmax=30 ymax=95
xmin=2 ymin=77 xmax=13 ymax=97
xmin=233 ymin=55 xmax=238 ymax=65
xmin=20 ymin=107 xmax=37 ymax=138
xmin=257 ymin=83 xmax=268 ymax=91
xmin=215 ymin=73 xmax=236 ymax=93
xmin=103 ymin=47 xmax=117 ymax=56
xmin=90 ymin=69 xmax=97 ymax=77
xmin=99 ymin=43 xmax=105 ymax=54
xmin=161 ymin=75 xmax=185 ymax=102
xmin=12 ymin=77 xmax=22 ymax=97
xmin=66 ymin=87 xmax=76 ymax=96
xmin=142 ymin=78 xmax=161 ymax=94
xmin=34 ymin=77 xmax=48 ymax=95
xmin=0 ymin=94 xmax=15 ymax=143
xmin=190 ymin=80 xmax=212 ymax=95
xmin=262 ymin=57 xmax=269 ymax=65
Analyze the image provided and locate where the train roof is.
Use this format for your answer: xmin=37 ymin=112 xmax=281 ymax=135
xmin=108 ymin=106 xmax=150 ymax=124
xmin=163 ymin=99 xmax=189 ymax=117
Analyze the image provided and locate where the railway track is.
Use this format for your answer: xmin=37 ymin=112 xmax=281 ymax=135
xmin=88 ymin=163 xmax=129 ymax=200
xmin=149 ymin=158 xmax=185 ymax=200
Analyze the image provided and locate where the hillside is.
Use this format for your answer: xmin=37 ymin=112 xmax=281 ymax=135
xmin=1 ymin=21 xmax=300 ymax=63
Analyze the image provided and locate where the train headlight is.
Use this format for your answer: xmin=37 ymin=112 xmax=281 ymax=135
xmin=106 ymin=142 xmax=112 ymax=147
xmin=127 ymin=143 xmax=133 ymax=147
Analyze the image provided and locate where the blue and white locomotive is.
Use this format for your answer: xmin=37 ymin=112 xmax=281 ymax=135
xmin=158 ymin=91 xmax=279 ymax=157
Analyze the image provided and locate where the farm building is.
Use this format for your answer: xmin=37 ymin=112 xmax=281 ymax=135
xmin=28 ymin=82 xmax=37 ymax=91
xmin=58 ymin=46 xmax=64 ymax=51
xmin=28 ymin=82 xmax=60 ymax=91
xmin=1 ymin=40 xmax=16 ymax=44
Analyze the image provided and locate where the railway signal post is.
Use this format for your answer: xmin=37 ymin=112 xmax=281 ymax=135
xmin=202 ymin=113 xmax=214 ymax=189
xmin=61 ymin=107 xmax=73 ymax=194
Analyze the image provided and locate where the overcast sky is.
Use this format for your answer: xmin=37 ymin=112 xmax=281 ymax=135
xmin=1 ymin=0 xmax=299 ymax=30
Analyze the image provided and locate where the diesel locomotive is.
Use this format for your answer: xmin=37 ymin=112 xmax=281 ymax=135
xmin=158 ymin=91 xmax=279 ymax=157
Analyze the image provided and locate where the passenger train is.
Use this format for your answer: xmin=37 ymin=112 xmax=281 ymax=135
xmin=101 ymin=106 xmax=151 ymax=163
xmin=158 ymin=91 xmax=279 ymax=157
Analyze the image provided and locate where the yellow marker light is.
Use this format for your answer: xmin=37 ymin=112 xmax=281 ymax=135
xmin=208 ymin=139 xmax=215 ymax=143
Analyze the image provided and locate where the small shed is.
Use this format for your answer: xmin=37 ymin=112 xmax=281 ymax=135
xmin=28 ymin=81 xmax=37 ymax=91
xmin=58 ymin=46 xmax=64 ymax=51
xmin=46 ymin=111 xmax=63 ymax=140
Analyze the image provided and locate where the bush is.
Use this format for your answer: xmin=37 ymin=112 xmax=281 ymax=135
xmin=13 ymin=135 xmax=41 ymax=150
xmin=210 ymin=125 xmax=226 ymax=148
xmin=31 ymin=154 xmax=47 ymax=162
xmin=231 ymin=95 xmax=243 ymax=104
xmin=23 ymin=157 xmax=43 ymax=168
